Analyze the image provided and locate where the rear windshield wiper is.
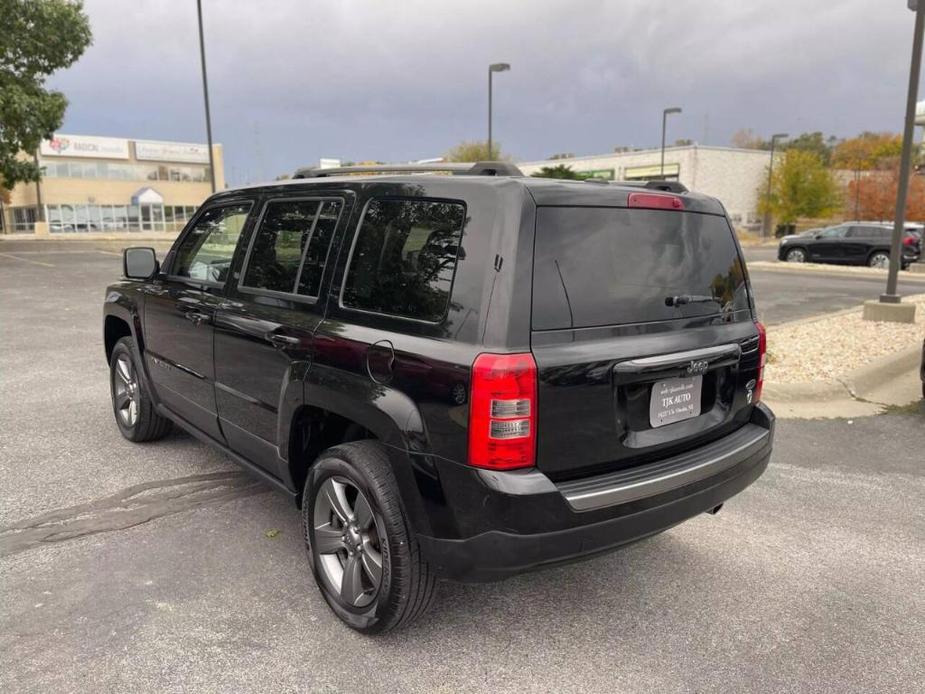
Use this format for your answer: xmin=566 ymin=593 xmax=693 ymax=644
xmin=665 ymin=294 xmax=720 ymax=307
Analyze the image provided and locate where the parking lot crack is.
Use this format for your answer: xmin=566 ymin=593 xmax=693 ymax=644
xmin=0 ymin=472 xmax=268 ymax=557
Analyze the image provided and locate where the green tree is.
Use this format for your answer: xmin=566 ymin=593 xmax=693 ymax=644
xmin=0 ymin=0 xmax=92 ymax=188
xmin=530 ymin=164 xmax=583 ymax=180
xmin=444 ymin=140 xmax=506 ymax=162
xmin=785 ymin=131 xmax=832 ymax=166
xmin=758 ymin=150 xmax=840 ymax=224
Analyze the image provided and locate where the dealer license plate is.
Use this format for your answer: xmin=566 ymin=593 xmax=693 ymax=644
xmin=649 ymin=376 xmax=703 ymax=428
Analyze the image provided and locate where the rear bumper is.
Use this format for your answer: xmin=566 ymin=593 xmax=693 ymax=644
xmin=417 ymin=403 xmax=774 ymax=582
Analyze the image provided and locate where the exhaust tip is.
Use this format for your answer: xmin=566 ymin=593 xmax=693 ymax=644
xmin=706 ymin=503 xmax=723 ymax=515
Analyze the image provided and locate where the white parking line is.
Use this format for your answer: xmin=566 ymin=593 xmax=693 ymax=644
xmin=0 ymin=252 xmax=54 ymax=267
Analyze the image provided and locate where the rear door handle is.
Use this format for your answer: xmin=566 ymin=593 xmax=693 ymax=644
xmin=267 ymin=333 xmax=301 ymax=349
xmin=184 ymin=311 xmax=211 ymax=326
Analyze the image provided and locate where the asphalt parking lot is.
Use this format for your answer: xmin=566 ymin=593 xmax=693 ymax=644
xmin=1 ymin=242 xmax=924 ymax=693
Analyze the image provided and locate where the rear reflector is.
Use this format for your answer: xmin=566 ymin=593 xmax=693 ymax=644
xmin=754 ymin=321 xmax=767 ymax=403
xmin=627 ymin=192 xmax=684 ymax=210
xmin=468 ymin=352 xmax=537 ymax=470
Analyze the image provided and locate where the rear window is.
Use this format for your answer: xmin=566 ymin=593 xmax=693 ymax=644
xmin=532 ymin=207 xmax=749 ymax=330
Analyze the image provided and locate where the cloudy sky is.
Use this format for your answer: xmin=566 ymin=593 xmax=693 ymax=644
xmin=49 ymin=0 xmax=923 ymax=186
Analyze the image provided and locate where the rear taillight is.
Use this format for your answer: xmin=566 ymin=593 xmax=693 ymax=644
xmin=754 ymin=321 xmax=767 ymax=403
xmin=468 ymin=352 xmax=537 ymax=470
xmin=627 ymin=192 xmax=684 ymax=210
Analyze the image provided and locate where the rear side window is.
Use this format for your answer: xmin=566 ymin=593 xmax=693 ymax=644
xmin=342 ymin=198 xmax=466 ymax=322
xmin=241 ymin=199 xmax=343 ymax=297
xmin=532 ymin=207 xmax=749 ymax=330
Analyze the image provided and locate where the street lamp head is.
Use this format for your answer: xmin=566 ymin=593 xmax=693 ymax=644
xmin=772 ymin=132 xmax=789 ymax=141
xmin=489 ymin=63 xmax=511 ymax=72
xmin=664 ymin=107 xmax=682 ymax=115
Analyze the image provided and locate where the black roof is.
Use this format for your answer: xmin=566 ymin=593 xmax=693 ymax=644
xmin=218 ymin=174 xmax=726 ymax=217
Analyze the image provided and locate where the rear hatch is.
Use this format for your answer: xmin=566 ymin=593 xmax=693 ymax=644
xmin=530 ymin=203 xmax=762 ymax=481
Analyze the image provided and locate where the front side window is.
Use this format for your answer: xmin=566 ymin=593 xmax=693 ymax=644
xmin=342 ymin=198 xmax=466 ymax=322
xmin=172 ymin=203 xmax=252 ymax=284
xmin=819 ymin=226 xmax=847 ymax=239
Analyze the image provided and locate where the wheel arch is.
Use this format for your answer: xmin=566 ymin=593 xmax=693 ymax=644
xmin=286 ymin=375 xmax=433 ymax=535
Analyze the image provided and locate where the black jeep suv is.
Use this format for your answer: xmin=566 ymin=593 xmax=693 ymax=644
xmin=103 ymin=162 xmax=774 ymax=633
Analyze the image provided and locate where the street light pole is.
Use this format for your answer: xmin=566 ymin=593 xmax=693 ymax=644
xmin=763 ymin=133 xmax=788 ymax=238
xmin=882 ymin=0 xmax=923 ymax=303
xmin=660 ymin=107 xmax=682 ymax=177
xmin=487 ymin=63 xmax=510 ymax=160
xmin=197 ymin=0 xmax=217 ymax=193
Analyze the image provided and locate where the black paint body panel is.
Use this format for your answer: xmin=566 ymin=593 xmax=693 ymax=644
xmin=102 ymin=175 xmax=774 ymax=582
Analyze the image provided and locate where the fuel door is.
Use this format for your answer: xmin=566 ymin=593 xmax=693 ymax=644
xmin=366 ymin=340 xmax=395 ymax=384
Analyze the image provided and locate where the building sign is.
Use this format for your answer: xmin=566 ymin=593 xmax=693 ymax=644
xmin=576 ymin=168 xmax=615 ymax=181
xmin=135 ymin=140 xmax=211 ymax=164
xmin=40 ymin=134 xmax=130 ymax=160
xmin=624 ymin=163 xmax=681 ymax=180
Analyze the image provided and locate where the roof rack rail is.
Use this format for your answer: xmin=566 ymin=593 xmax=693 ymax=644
xmin=292 ymin=161 xmax=523 ymax=179
xmin=618 ymin=179 xmax=688 ymax=193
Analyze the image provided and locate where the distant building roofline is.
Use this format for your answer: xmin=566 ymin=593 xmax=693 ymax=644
xmin=517 ymin=144 xmax=770 ymax=168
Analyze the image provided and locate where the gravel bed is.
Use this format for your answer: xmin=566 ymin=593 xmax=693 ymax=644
xmin=764 ymin=295 xmax=925 ymax=384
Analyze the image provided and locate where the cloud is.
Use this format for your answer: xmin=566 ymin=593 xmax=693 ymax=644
xmin=48 ymin=0 xmax=923 ymax=185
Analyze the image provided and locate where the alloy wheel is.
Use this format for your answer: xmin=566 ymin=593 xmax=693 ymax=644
xmin=313 ymin=476 xmax=384 ymax=608
xmin=869 ymin=253 xmax=889 ymax=269
xmin=113 ymin=354 xmax=139 ymax=427
xmin=786 ymin=248 xmax=806 ymax=263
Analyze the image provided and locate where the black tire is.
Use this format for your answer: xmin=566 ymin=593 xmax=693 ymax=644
xmin=302 ymin=441 xmax=436 ymax=634
xmin=109 ymin=337 xmax=172 ymax=442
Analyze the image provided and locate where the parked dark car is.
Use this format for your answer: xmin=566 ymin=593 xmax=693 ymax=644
xmin=778 ymin=222 xmax=921 ymax=269
xmin=103 ymin=163 xmax=774 ymax=633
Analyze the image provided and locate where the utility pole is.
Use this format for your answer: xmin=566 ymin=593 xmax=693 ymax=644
xmin=762 ymin=133 xmax=788 ymax=238
xmin=33 ymin=151 xmax=44 ymax=222
xmin=660 ymin=107 xmax=682 ymax=177
xmin=881 ymin=0 xmax=923 ymax=304
xmin=197 ymin=0 xmax=217 ymax=193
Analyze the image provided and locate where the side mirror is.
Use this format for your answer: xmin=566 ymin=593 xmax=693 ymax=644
xmin=123 ymin=247 xmax=159 ymax=280
xmin=814 ymin=233 xmax=823 ymax=239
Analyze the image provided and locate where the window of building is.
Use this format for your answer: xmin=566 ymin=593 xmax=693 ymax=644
xmin=11 ymin=207 xmax=37 ymax=233
xmin=39 ymin=160 xmax=211 ymax=183
xmin=341 ymin=198 xmax=466 ymax=322
xmin=171 ymin=203 xmax=251 ymax=284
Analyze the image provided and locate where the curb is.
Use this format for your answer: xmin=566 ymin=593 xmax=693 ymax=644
xmin=762 ymin=379 xmax=849 ymax=403
xmin=763 ymin=343 xmax=922 ymax=405
xmin=847 ymin=344 xmax=922 ymax=401
xmin=748 ymin=261 xmax=925 ymax=283
xmin=762 ymin=299 xmax=924 ymax=408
